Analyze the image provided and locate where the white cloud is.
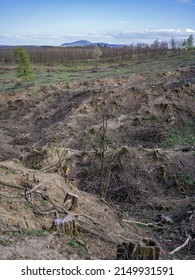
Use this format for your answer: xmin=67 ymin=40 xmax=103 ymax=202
xmin=177 ymin=0 xmax=192 ymax=3
xmin=107 ymin=28 xmax=195 ymax=44
xmin=185 ymin=28 xmax=195 ymax=33
xmin=117 ymin=21 xmax=129 ymax=25
xmin=0 ymin=28 xmax=194 ymax=45
xmin=177 ymin=0 xmax=193 ymax=3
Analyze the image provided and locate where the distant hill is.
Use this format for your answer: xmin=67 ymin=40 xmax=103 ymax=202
xmin=0 ymin=41 xmax=125 ymax=49
xmin=61 ymin=40 xmax=125 ymax=48
xmin=61 ymin=40 xmax=92 ymax=47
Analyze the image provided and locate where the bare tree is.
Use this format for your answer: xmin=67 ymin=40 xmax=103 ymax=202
xmin=92 ymin=46 xmax=103 ymax=71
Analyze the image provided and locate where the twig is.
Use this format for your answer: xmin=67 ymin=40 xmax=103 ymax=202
xmin=122 ymin=219 xmax=163 ymax=228
xmin=0 ymin=193 xmax=24 ymax=199
xmin=25 ymin=183 xmax=43 ymax=195
xmin=79 ymin=213 xmax=101 ymax=225
xmin=170 ymin=235 xmax=192 ymax=255
xmin=100 ymin=101 xmax=107 ymax=199
xmin=77 ymin=223 xmax=117 ymax=244
xmin=0 ymin=180 xmax=24 ymax=190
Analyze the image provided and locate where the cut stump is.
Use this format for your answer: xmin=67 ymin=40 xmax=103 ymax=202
xmin=117 ymin=238 xmax=160 ymax=260
xmin=63 ymin=192 xmax=78 ymax=211
xmin=53 ymin=213 xmax=78 ymax=238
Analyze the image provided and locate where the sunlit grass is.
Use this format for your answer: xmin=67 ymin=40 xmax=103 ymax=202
xmin=0 ymin=53 xmax=194 ymax=94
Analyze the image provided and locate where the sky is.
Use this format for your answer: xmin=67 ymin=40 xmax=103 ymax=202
xmin=0 ymin=0 xmax=195 ymax=45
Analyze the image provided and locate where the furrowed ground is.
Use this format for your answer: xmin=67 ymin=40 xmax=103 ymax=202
xmin=0 ymin=53 xmax=195 ymax=259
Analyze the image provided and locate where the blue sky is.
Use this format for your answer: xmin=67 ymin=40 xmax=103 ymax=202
xmin=0 ymin=0 xmax=194 ymax=45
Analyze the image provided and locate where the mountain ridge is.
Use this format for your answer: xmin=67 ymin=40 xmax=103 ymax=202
xmin=61 ymin=40 xmax=125 ymax=48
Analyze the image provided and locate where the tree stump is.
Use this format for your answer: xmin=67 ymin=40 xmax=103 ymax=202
xmin=117 ymin=238 xmax=160 ymax=260
xmin=63 ymin=192 xmax=78 ymax=211
xmin=53 ymin=213 xmax=78 ymax=238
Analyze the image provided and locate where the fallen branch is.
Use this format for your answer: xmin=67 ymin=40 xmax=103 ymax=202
xmin=170 ymin=235 xmax=192 ymax=255
xmin=79 ymin=213 xmax=101 ymax=226
xmin=77 ymin=223 xmax=117 ymax=244
xmin=25 ymin=183 xmax=43 ymax=195
xmin=41 ymin=146 xmax=70 ymax=173
xmin=122 ymin=219 xmax=163 ymax=229
xmin=0 ymin=193 xmax=24 ymax=199
xmin=0 ymin=180 xmax=24 ymax=190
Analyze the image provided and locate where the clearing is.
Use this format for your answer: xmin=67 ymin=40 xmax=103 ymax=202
xmin=0 ymin=53 xmax=195 ymax=259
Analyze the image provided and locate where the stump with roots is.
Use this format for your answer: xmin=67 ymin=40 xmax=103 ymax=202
xmin=63 ymin=192 xmax=78 ymax=211
xmin=53 ymin=213 xmax=78 ymax=238
xmin=117 ymin=238 xmax=160 ymax=260
xmin=52 ymin=192 xmax=79 ymax=238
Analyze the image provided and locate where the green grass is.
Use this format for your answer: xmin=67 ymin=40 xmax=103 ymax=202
xmin=0 ymin=52 xmax=195 ymax=94
xmin=67 ymin=239 xmax=89 ymax=257
xmin=0 ymin=166 xmax=21 ymax=174
xmin=119 ymin=220 xmax=126 ymax=228
xmin=168 ymin=245 xmax=176 ymax=252
xmin=0 ymin=238 xmax=13 ymax=246
xmin=163 ymin=123 xmax=195 ymax=147
xmin=177 ymin=171 xmax=195 ymax=187
xmin=16 ymin=229 xmax=48 ymax=237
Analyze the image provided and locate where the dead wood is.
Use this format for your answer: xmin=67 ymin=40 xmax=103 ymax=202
xmin=77 ymin=223 xmax=117 ymax=245
xmin=170 ymin=235 xmax=192 ymax=255
xmin=41 ymin=147 xmax=71 ymax=173
xmin=117 ymin=238 xmax=161 ymax=260
xmin=53 ymin=213 xmax=78 ymax=238
xmin=25 ymin=183 xmax=43 ymax=195
xmin=0 ymin=180 xmax=25 ymax=190
xmin=157 ymin=214 xmax=174 ymax=224
xmin=122 ymin=219 xmax=163 ymax=229
xmin=64 ymin=192 xmax=78 ymax=211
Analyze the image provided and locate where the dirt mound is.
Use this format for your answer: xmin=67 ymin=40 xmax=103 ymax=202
xmin=0 ymin=159 xmax=146 ymax=260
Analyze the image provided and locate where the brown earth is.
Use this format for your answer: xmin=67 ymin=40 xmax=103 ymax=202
xmin=0 ymin=64 xmax=195 ymax=259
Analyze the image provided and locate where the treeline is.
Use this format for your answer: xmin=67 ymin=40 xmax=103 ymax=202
xmin=0 ymin=36 xmax=194 ymax=66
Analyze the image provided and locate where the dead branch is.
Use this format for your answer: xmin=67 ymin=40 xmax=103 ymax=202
xmin=158 ymin=214 xmax=173 ymax=224
xmin=122 ymin=219 xmax=163 ymax=229
xmin=100 ymin=101 xmax=107 ymax=199
xmin=0 ymin=193 xmax=24 ymax=199
xmin=32 ymin=207 xmax=59 ymax=216
xmin=79 ymin=213 xmax=101 ymax=226
xmin=170 ymin=235 xmax=192 ymax=255
xmin=25 ymin=183 xmax=43 ymax=195
xmin=77 ymin=222 xmax=117 ymax=244
xmin=0 ymin=180 xmax=25 ymax=190
xmin=41 ymin=145 xmax=71 ymax=173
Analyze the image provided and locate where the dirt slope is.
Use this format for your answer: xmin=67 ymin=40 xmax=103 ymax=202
xmin=0 ymin=63 xmax=195 ymax=259
xmin=0 ymin=159 xmax=145 ymax=259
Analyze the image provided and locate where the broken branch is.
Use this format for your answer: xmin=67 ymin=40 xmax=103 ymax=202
xmin=170 ymin=235 xmax=192 ymax=255
xmin=122 ymin=219 xmax=163 ymax=228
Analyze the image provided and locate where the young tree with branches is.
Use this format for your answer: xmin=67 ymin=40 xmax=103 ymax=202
xmin=13 ymin=47 xmax=34 ymax=80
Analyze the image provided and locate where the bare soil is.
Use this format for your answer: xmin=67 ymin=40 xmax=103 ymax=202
xmin=0 ymin=62 xmax=195 ymax=259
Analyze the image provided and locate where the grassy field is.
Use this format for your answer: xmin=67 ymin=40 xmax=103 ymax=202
xmin=0 ymin=52 xmax=194 ymax=94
